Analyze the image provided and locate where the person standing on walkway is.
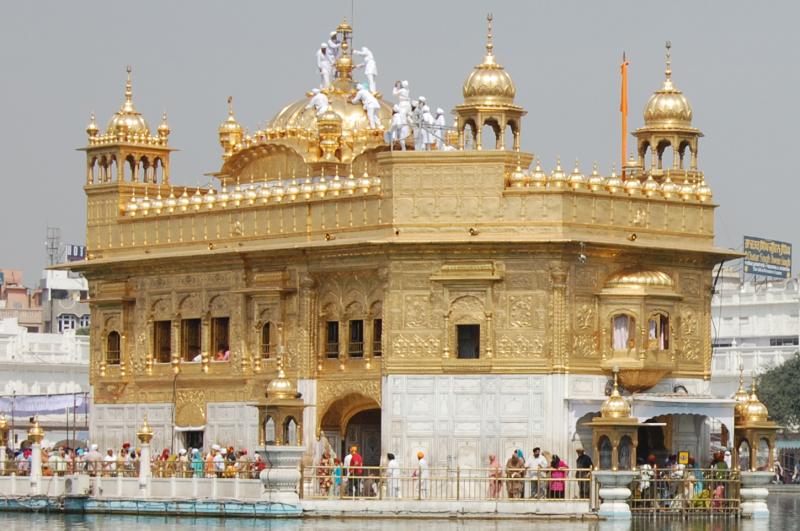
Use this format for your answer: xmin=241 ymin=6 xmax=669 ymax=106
xmin=526 ymin=447 xmax=548 ymax=498
xmin=575 ymin=447 xmax=593 ymax=499
xmin=386 ymin=453 xmax=401 ymax=498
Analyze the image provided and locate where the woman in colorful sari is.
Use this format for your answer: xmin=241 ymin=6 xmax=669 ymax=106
xmin=318 ymin=448 xmax=334 ymax=496
xmin=505 ymin=450 xmax=525 ymax=499
xmin=549 ymin=455 xmax=569 ymax=499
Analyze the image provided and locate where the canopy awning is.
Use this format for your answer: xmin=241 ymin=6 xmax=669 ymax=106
xmin=777 ymin=440 xmax=800 ymax=450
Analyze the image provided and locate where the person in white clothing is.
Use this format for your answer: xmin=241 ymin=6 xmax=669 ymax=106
xmin=387 ymin=105 xmax=409 ymax=150
xmin=420 ymin=105 xmax=435 ymax=150
xmin=102 ymin=448 xmax=117 ymax=476
xmin=434 ymin=108 xmax=447 ymax=150
xmin=413 ymin=451 xmax=429 ymax=498
xmin=526 ymin=447 xmax=549 ymax=498
xmin=316 ymin=43 xmax=333 ymax=89
xmin=306 ymin=88 xmax=330 ymax=116
xmin=326 ymin=31 xmax=340 ymax=63
xmin=352 ymin=84 xmax=381 ymax=129
xmin=353 ymin=47 xmax=378 ymax=93
xmin=386 ymin=452 xmax=401 ymax=498
xmin=393 ymin=80 xmax=411 ymax=118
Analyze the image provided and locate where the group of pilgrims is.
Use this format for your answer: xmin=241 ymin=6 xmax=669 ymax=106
xmin=309 ymin=27 xmax=451 ymax=151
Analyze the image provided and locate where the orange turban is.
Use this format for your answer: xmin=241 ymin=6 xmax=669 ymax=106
xmin=417 ymin=451 xmax=424 ymax=459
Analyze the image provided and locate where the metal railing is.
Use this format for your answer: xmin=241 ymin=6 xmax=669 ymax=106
xmin=0 ymin=459 xmax=265 ymax=480
xmin=629 ymin=467 xmax=740 ymax=515
xmin=300 ymin=465 xmax=592 ymax=501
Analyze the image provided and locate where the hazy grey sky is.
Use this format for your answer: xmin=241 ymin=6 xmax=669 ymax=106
xmin=1 ymin=1 xmax=797 ymax=285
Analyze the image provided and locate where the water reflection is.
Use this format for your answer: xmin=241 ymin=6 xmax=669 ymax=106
xmin=0 ymin=494 xmax=796 ymax=531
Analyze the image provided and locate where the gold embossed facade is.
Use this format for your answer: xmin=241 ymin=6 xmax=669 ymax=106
xmin=69 ymin=19 xmax=735 ymax=466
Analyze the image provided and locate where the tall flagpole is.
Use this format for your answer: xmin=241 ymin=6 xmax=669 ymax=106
xmin=620 ymin=51 xmax=629 ymax=178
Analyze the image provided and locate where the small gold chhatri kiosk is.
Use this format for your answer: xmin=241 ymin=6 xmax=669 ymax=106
xmin=586 ymin=371 xmax=639 ymax=471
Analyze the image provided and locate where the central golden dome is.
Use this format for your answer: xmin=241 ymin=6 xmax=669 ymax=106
xmin=462 ymin=15 xmax=516 ymax=106
xmin=643 ymin=43 xmax=692 ymax=128
xmin=266 ymin=89 xmax=392 ymax=136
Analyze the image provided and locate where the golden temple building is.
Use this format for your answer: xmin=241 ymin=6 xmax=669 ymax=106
xmin=70 ymin=18 xmax=737 ymax=468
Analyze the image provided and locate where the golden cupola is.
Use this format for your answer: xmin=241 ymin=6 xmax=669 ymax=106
xmin=601 ymin=372 xmax=632 ymax=419
xmin=215 ymin=20 xmax=392 ymax=183
xmin=106 ymin=66 xmax=151 ymax=137
xmin=462 ymin=15 xmax=516 ymax=105
xmin=633 ymin=42 xmax=704 ymax=179
xmin=218 ymin=96 xmax=243 ymax=160
xmin=642 ymin=46 xmax=692 ymax=128
xmin=742 ymin=380 xmax=770 ymax=423
xmin=454 ymin=14 xmax=526 ymax=151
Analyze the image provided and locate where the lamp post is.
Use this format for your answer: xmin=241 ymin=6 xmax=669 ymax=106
xmin=28 ymin=418 xmax=45 ymax=495
xmin=137 ymin=414 xmax=154 ymax=495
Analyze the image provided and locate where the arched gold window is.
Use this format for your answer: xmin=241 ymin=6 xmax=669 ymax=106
xmin=647 ymin=313 xmax=670 ymax=350
xmin=611 ymin=314 xmax=636 ymax=351
xmin=106 ymin=331 xmax=121 ymax=365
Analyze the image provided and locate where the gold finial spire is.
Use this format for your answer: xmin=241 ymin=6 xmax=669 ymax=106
xmin=227 ymin=95 xmax=234 ymax=117
xmin=123 ymin=65 xmax=134 ymax=111
xmin=485 ymin=13 xmax=494 ymax=56
xmin=664 ymin=41 xmax=672 ymax=80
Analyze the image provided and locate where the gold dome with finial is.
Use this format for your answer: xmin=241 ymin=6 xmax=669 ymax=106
xmin=266 ymin=347 xmax=298 ymax=401
xmin=27 ymin=417 xmax=45 ymax=444
xmin=86 ymin=112 xmax=99 ymax=138
xmin=219 ymin=96 xmax=243 ymax=159
xmin=137 ymin=413 xmax=154 ymax=444
xmin=601 ymin=372 xmax=632 ymax=419
xmin=462 ymin=13 xmax=516 ymax=106
xmin=157 ymin=112 xmax=171 ymax=139
xmin=106 ymin=66 xmax=151 ymax=136
xmin=643 ymin=42 xmax=693 ymax=128
xmin=743 ymin=377 xmax=770 ymax=423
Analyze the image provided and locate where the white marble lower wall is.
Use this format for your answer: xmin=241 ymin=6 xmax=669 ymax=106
xmin=91 ymin=402 xmax=259 ymax=452
xmin=382 ymin=374 xmax=571 ymax=470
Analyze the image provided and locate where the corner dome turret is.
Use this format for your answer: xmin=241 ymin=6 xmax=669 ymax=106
xmin=642 ymin=41 xmax=693 ymax=129
xmin=461 ymin=14 xmax=516 ymax=106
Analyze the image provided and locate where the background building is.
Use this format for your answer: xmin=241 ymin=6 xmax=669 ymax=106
xmin=711 ymin=267 xmax=799 ymax=396
xmin=0 ymin=317 xmax=90 ymax=448
xmin=0 ymin=269 xmax=43 ymax=332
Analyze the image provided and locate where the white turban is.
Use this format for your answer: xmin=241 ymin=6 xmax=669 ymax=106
xmin=212 ymin=444 xmax=220 ymax=451
xmin=418 ymin=96 xmax=426 ymax=103
xmin=422 ymin=105 xmax=431 ymax=112
xmin=179 ymin=448 xmax=187 ymax=455
xmin=321 ymin=43 xmax=327 ymax=48
xmin=220 ymin=448 xmax=228 ymax=455
xmin=91 ymin=444 xmax=98 ymax=451
xmin=312 ymin=88 xmax=320 ymax=94
xmin=393 ymin=105 xmax=399 ymax=112
xmin=402 ymin=80 xmax=408 ymax=88
xmin=330 ymin=31 xmax=337 ymax=37
xmin=436 ymin=108 xmax=444 ymax=115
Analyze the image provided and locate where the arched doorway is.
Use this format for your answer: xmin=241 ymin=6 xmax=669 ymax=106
xmin=344 ymin=409 xmax=381 ymax=466
xmin=319 ymin=393 xmax=381 ymax=465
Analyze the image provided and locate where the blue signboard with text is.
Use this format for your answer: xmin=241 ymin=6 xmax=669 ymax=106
xmin=743 ymin=236 xmax=792 ymax=279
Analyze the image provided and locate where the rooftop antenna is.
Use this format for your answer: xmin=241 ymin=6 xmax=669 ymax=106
xmin=46 ymin=227 xmax=61 ymax=266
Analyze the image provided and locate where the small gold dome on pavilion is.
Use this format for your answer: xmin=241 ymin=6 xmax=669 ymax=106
xmin=643 ymin=42 xmax=692 ymax=128
xmin=601 ymin=373 xmax=631 ymax=419
xmin=462 ymin=14 xmax=516 ymax=106
xmin=266 ymin=351 xmax=298 ymax=401
xmin=106 ymin=66 xmax=151 ymax=136
xmin=27 ymin=418 xmax=45 ymax=444
xmin=157 ymin=112 xmax=171 ymax=138
xmin=743 ymin=379 xmax=770 ymax=423
xmin=605 ymin=269 xmax=675 ymax=289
